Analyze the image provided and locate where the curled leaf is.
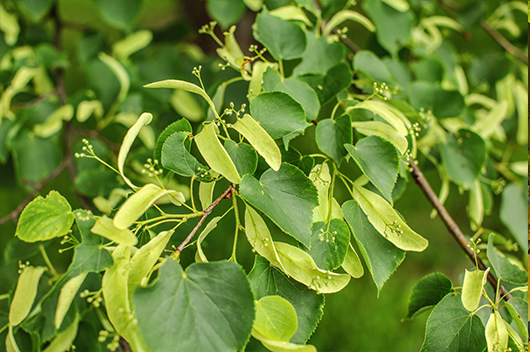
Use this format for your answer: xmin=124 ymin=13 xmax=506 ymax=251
xmin=92 ymin=216 xmax=137 ymax=246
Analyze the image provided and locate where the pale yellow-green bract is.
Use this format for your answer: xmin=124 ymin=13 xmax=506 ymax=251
xmin=55 ymin=272 xmax=87 ymax=329
xmin=461 ymin=267 xmax=489 ymax=312
xmin=485 ymin=311 xmax=508 ymax=352
xmin=323 ymin=9 xmax=375 ymax=36
xmin=351 ymin=121 xmax=408 ymax=154
xmin=342 ymin=243 xmax=364 ymax=278
xmin=92 ymin=216 xmax=138 ymax=246
xmin=195 ymin=216 xmax=222 ymax=263
xmin=9 ymin=266 xmax=46 ymax=326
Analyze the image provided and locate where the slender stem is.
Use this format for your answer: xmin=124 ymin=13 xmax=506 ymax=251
xmin=330 ymin=101 xmax=342 ymax=121
xmin=190 ymin=176 xmax=196 ymax=211
xmin=408 ymin=159 xmax=512 ymax=301
xmin=172 ymin=184 xmax=235 ymax=258
xmin=0 ymin=293 xmax=9 ymax=300
xmin=39 ymin=245 xmax=58 ymax=277
xmin=229 ymin=189 xmax=240 ymax=261
xmin=278 ymin=59 xmax=285 ymax=80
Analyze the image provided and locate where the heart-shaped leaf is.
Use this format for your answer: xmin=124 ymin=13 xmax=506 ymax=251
xmin=316 ymin=114 xmax=352 ymax=165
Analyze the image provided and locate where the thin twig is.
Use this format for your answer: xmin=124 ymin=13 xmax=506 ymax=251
xmin=0 ymin=160 xmax=68 ymax=226
xmin=480 ymin=20 xmax=528 ymax=64
xmin=409 ymin=159 xmax=512 ymax=301
xmin=173 ymin=184 xmax=235 ymax=258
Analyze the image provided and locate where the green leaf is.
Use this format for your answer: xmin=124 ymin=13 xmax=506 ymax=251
xmin=206 ymin=0 xmax=246 ymax=29
xmin=308 ymin=163 xmax=331 ymax=223
xmin=98 ymin=52 xmax=129 ymax=108
xmin=274 ymin=242 xmax=350 ymax=294
xmin=154 ymin=118 xmax=192 ymax=165
xmin=54 ymin=273 xmax=87 ymax=329
xmin=199 ymin=175 xmax=218 ymax=210
xmin=161 ymin=131 xmax=213 ymax=182
xmin=315 ymin=114 xmax=352 ymax=165
xmin=253 ymin=295 xmax=297 ymax=341
xmin=239 ymin=163 xmax=318 ymax=247
xmin=499 ymin=183 xmax=527 ymax=249
xmin=128 ymin=229 xmax=174 ymax=293
xmin=349 ymin=184 xmax=428 ymax=251
xmin=421 ymin=293 xmax=487 ymax=352
xmin=170 ymin=90 xmax=205 ymax=122
xmin=91 ymin=216 xmax=137 ymax=246
xmin=231 ymin=114 xmax=282 ymax=171
xmin=224 ymin=140 xmax=258 ymax=177
xmin=323 ymin=10 xmax=375 ymax=36
xmin=134 ymin=260 xmax=255 ymax=352
xmin=293 ymin=33 xmax=344 ymax=75
xmin=404 ymin=273 xmax=454 ymax=319
xmin=9 ymin=266 xmax=46 ymax=326
xmin=279 ymin=147 xmax=314 ymax=176
xmin=505 ymin=298 xmax=528 ymax=339
xmin=487 ymin=233 xmax=527 ymax=285
xmin=33 ymin=104 xmax=74 ymax=138
xmin=348 ymin=100 xmax=408 ymax=135
xmin=250 ymin=91 xmax=310 ymax=142
xmin=244 ymin=206 xmax=285 ymax=271
xmin=461 ymin=268 xmax=489 ymax=312
xmin=297 ymin=63 xmax=353 ymax=105
xmin=341 ymin=243 xmax=364 ymax=278
xmin=248 ymin=255 xmax=324 ymax=344
xmin=342 ymin=200 xmax=405 ymax=293
xmin=195 ymin=216 xmax=222 ymax=263
xmin=216 ymin=25 xmax=248 ymax=74
xmin=42 ymin=316 xmax=79 ymax=352
xmin=485 ymin=311 xmax=509 ymax=352
xmin=253 ymin=10 xmax=307 ymax=61
xmin=93 ymin=0 xmax=142 ymax=30
xmin=351 ymin=121 xmax=408 ymax=154
xmin=113 ymin=183 xmax=185 ymax=230
xmin=117 ymin=112 xmax=153 ymax=190
xmin=262 ymin=67 xmax=320 ymax=121
xmin=439 ymin=129 xmax=486 ymax=188
xmin=353 ymin=50 xmax=396 ymax=85
xmin=345 ymin=136 xmax=398 ymax=202
xmin=15 ymin=0 xmax=53 ymax=22
xmin=362 ymin=0 xmax=413 ymax=57
xmin=0 ymin=4 xmax=19 ymax=46
xmin=195 ymin=123 xmax=241 ymax=184
xmin=75 ymin=168 xmax=119 ymax=198
xmin=306 ymin=219 xmax=350 ymax=271
xmin=15 ymin=191 xmax=75 ymax=243
xmin=112 ymin=30 xmax=153 ymax=60
xmin=408 ymin=81 xmax=465 ymax=118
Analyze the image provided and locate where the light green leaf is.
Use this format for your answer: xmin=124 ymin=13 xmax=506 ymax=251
xmin=114 ymin=112 xmax=156 ymax=149
xmin=112 ymin=30 xmax=153 ymax=60
xmin=215 ymin=25 xmax=249 ymax=75
xmin=9 ymin=266 xmax=46 ymax=326
xmin=404 ymin=273 xmax=454 ymax=319
xmin=1 ymin=66 xmax=39 ymax=120
xmin=113 ymin=183 xmax=182 ymax=230
xmin=323 ymin=10 xmax=375 ymax=36
xmin=309 ymin=163 xmax=331 ymax=223
xmin=253 ymin=9 xmax=307 ymax=61
xmin=342 ymin=243 xmax=364 ymax=278
xmin=195 ymin=216 xmax=222 ymax=263
xmin=244 ymin=206 xmax=285 ymax=271
xmin=270 ymin=5 xmax=312 ymax=26
xmin=98 ymin=52 xmax=129 ymax=107
xmin=15 ymin=191 xmax=75 ymax=243
xmin=348 ymin=100 xmax=408 ymax=135
xmin=128 ymin=229 xmax=174 ymax=293
xmin=239 ymin=163 xmax=318 ymax=247
xmin=91 ymin=216 xmax=137 ymax=246
xmin=43 ymin=317 xmax=79 ymax=352
xmin=231 ymin=114 xmax=281 ymax=171
xmin=461 ymin=268 xmax=489 ymax=312
xmin=345 ymin=136 xmax=399 ymax=203
xmin=316 ymin=114 xmax=352 ymax=165
xmin=254 ymin=338 xmax=317 ymax=352
xmin=505 ymin=322 xmax=525 ymax=352
xmin=485 ymin=311 xmax=509 ymax=352
xmin=55 ymin=273 xmax=87 ymax=329
xmin=351 ymin=121 xmax=408 ymax=154
xmin=513 ymin=81 xmax=527 ymax=145
xmin=306 ymin=219 xmax=350 ymax=271
xmin=0 ymin=4 xmax=19 ymax=45
xmin=472 ymin=101 xmax=508 ymax=139
xmin=170 ymin=90 xmax=204 ymax=122
xmin=199 ymin=176 xmax=217 ymax=210
xmin=381 ymin=0 xmax=409 ymax=12
xmin=76 ymin=100 xmax=103 ymax=122
xmin=249 ymin=61 xmax=277 ymax=100
xmin=133 ymin=260 xmax=255 ymax=352
xmin=350 ymin=184 xmax=428 ymax=251
xmin=468 ymin=180 xmax=483 ymax=230
xmin=505 ymin=298 xmax=528 ymax=339
xmin=6 ymin=325 xmax=20 ymax=352
xmin=195 ymin=123 xmax=241 ymax=184
xmin=117 ymin=112 xmax=153 ymax=190
xmin=33 ymin=104 xmax=74 ymax=138
xmin=253 ymin=295 xmax=297 ymax=341
xmin=274 ymin=241 xmax=350 ymax=294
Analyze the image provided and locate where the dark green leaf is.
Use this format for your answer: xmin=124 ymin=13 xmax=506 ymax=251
xmin=499 ymin=183 xmax=527 ymax=249
xmin=408 ymin=81 xmax=465 ymax=118
xmin=262 ymin=68 xmax=320 ymax=121
xmin=315 ymin=114 xmax=352 ymax=166
xmin=293 ymin=33 xmax=344 ymax=75
xmin=505 ymin=297 xmax=527 ymax=337
xmin=92 ymin=0 xmax=143 ymax=30
xmin=224 ymin=140 xmax=258 ymax=176
xmin=345 ymin=136 xmax=398 ymax=202
xmin=239 ymin=163 xmax=318 ymax=247
xmin=253 ymin=10 xmax=307 ymax=61
xmin=353 ymin=51 xmax=396 ymax=85
xmin=421 ymin=293 xmax=487 ymax=352
xmin=4 ymin=239 xmax=50 ymax=264
xmin=248 ymin=255 xmax=324 ymax=344
xmin=154 ymin=118 xmax=192 ymax=165
xmin=439 ymin=129 xmax=486 ymax=188
xmin=15 ymin=0 xmax=54 ymax=22
xmin=280 ymin=147 xmax=315 ymax=176
xmin=297 ymin=63 xmax=352 ymax=105
xmin=307 ymin=219 xmax=350 ymax=271
xmin=249 ymin=91 xmax=310 ymax=143
xmin=134 ymin=260 xmax=255 ymax=352
xmin=487 ymin=234 xmax=527 ymax=286
xmin=405 ymin=273 xmax=454 ymax=320
xmin=342 ymin=200 xmax=405 ymax=293
xmin=206 ymin=0 xmax=246 ymax=30
xmin=161 ymin=132 xmax=214 ymax=182
xmin=0 ymin=118 xmax=14 ymax=163
xmin=468 ymin=53 xmax=510 ymax=86
xmin=75 ymin=168 xmax=119 ymax=198
xmin=411 ymin=58 xmax=444 ymax=83
xmin=362 ymin=0 xmax=413 ymax=57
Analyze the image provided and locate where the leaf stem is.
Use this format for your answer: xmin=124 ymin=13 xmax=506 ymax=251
xmin=39 ymin=245 xmax=58 ymax=277
xmin=229 ymin=189 xmax=240 ymax=262
xmin=278 ymin=59 xmax=285 ymax=81
xmin=190 ymin=176 xmax=197 ymax=211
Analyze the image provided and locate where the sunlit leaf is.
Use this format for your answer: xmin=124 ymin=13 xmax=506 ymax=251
xmin=91 ymin=216 xmax=137 ymax=246
xmin=351 ymin=121 xmax=408 ymax=154
xmin=341 ymin=243 xmax=364 ymax=278
xmin=485 ymin=311 xmax=508 ymax=352
xmin=253 ymin=295 xmax=297 ymax=341
xmin=9 ymin=266 xmax=46 ymax=326
xmin=55 ymin=273 xmax=87 ymax=329
xmin=195 ymin=216 xmax=222 ymax=263
xmin=461 ymin=268 xmax=489 ymax=312
xmin=306 ymin=219 xmax=350 ymax=271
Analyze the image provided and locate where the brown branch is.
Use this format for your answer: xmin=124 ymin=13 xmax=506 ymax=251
xmin=409 ymin=159 xmax=512 ymax=301
xmin=0 ymin=160 xmax=68 ymax=226
xmin=173 ymin=184 xmax=235 ymax=258
xmin=480 ymin=20 xmax=528 ymax=64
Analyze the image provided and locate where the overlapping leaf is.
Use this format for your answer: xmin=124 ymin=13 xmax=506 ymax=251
xmin=404 ymin=273 xmax=454 ymax=319
xmin=315 ymin=114 xmax=352 ymax=165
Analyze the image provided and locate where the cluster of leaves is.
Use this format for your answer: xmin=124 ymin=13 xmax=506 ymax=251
xmin=0 ymin=0 xmax=527 ymax=351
